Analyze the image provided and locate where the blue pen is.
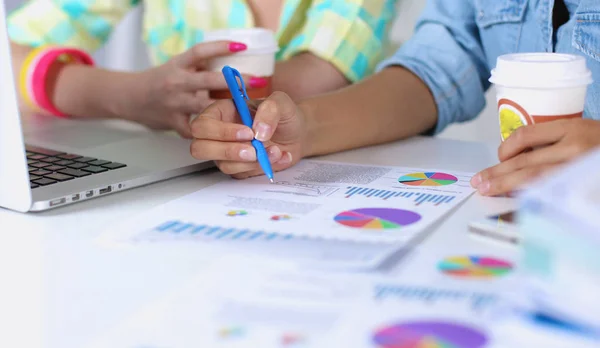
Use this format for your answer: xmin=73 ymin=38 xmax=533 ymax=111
xmin=222 ymin=66 xmax=274 ymax=183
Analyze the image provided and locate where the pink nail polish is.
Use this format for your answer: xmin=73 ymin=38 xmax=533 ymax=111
xmin=228 ymin=42 xmax=247 ymax=52
xmin=249 ymin=77 xmax=268 ymax=88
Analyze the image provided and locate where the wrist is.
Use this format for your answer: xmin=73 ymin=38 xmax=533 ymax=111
xmin=50 ymin=63 xmax=91 ymax=116
xmin=110 ymin=71 xmax=145 ymax=122
xmin=53 ymin=64 xmax=141 ymax=120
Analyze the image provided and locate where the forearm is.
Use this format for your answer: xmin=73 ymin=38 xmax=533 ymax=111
xmin=50 ymin=63 xmax=139 ymax=120
xmin=273 ymin=53 xmax=349 ymax=100
xmin=301 ymin=67 xmax=438 ymax=157
xmin=10 ymin=42 xmax=137 ymax=119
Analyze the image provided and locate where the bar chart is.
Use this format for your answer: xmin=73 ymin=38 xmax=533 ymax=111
xmin=127 ymin=220 xmax=398 ymax=268
xmin=141 ymin=220 xmax=295 ymax=242
xmin=344 ymin=186 xmax=456 ymax=206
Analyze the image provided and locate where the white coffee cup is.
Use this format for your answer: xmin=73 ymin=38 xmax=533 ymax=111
xmin=203 ymin=28 xmax=279 ymax=99
xmin=489 ymin=53 xmax=593 ymax=141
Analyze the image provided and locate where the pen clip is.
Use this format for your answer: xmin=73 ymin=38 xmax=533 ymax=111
xmin=231 ymin=68 xmax=249 ymax=101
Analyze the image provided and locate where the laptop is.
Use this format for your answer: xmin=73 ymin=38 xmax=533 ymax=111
xmin=0 ymin=1 xmax=213 ymax=212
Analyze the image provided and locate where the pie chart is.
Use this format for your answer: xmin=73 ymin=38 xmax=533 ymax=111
xmin=438 ymin=256 xmax=513 ymax=278
xmin=373 ymin=320 xmax=488 ymax=348
xmin=399 ymin=172 xmax=458 ymax=187
xmin=334 ymin=208 xmax=421 ymax=230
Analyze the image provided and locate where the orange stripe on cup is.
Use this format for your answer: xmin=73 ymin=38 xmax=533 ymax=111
xmin=531 ymin=112 xmax=583 ymax=123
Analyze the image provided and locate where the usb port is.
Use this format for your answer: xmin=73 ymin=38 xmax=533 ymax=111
xmin=99 ymin=186 xmax=112 ymax=195
xmin=71 ymin=194 xmax=80 ymax=201
xmin=85 ymin=190 xmax=94 ymax=198
xmin=50 ymin=198 xmax=66 ymax=207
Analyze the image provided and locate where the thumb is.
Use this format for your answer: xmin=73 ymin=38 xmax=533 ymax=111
xmin=252 ymin=92 xmax=297 ymax=142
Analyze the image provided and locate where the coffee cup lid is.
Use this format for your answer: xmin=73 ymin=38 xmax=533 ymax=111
xmin=489 ymin=53 xmax=593 ymax=89
xmin=203 ymin=28 xmax=279 ymax=55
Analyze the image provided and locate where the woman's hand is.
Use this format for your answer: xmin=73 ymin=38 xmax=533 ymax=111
xmin=471 ymin=118 xmax=600 ymax=196
xmin=189 ymin=92 xmax=309 ymax=179
xmin=125 ymin=41 xmax=267 ymax=137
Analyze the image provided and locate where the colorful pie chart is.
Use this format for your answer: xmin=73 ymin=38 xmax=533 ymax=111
xmin=438 ymin=256 xmax=513 ymax=278
xmin=373 ymin=320 xmax=488 ymax=348
xmin=334 ymin=208 xmax=421 ymax=230
xmin=399 ymin=172 xmax=458 ymax=187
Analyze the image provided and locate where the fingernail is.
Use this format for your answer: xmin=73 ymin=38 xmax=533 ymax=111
xmin=478 ymin=181 xmax=490 ymax=195
xmin=267 ymin=146 xmax=282 ymax=161
xmin=239 ymin=148 xmax=256 ymax=161
xmin=228 ymin=42 xmax=247 ymax=52
xmin=277 ymin=152 xmax=293 ymax=165
xmin=236 ymin=128 xmax=254 ymax=141
xmin=249 ymin=77 xmax=268 ymax=88
xmin=471 ymin=174 xmax=482 ymax=188
xmin=254 ymin=122 xmax=271 ymax=141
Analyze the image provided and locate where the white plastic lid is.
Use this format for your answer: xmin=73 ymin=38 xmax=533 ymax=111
xmin=489 ymin=53 xmax=593 ymax=89
xmin=203 ymin=28 xmax=279 ymax=55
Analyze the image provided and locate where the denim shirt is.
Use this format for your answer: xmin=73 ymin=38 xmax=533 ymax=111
xmin=378 ymin=0 xmax=600 ymax=134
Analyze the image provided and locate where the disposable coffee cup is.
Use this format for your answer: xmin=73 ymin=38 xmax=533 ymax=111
xmin=204 ymin=28 xmax=278 ymax=100
xmin=489 ymin=53 xmax=593 ymax=141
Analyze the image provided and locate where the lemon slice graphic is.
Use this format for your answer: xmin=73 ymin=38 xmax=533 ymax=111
xmin=500 ymin=108 xmax=525 ymax=140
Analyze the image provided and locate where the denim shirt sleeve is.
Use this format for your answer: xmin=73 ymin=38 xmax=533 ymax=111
xmin=377 ymin=0 xmax=490 ymax=134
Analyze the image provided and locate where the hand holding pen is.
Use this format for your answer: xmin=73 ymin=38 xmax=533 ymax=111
xmin=222 ymin=66 xmax=275 ymax=182
xmin=188 ymin=67 xmax=305 ymax=180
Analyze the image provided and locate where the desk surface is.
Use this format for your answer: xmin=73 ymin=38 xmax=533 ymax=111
xmin=0 ymin=136 xmax=516 ymax=348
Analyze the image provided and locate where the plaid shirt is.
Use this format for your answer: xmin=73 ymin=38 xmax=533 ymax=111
xmin=8 ymin=0 xmax=396 ymax=82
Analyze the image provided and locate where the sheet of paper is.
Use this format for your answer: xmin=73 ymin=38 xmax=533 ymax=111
xmin=87 ymin=256 xmax=504 ymax=348
xmin=99 ymin=160 xmax=475 ymax=245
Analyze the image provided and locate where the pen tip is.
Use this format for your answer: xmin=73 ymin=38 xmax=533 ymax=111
xmin=269 ymin=178 xmax=274 ymax=184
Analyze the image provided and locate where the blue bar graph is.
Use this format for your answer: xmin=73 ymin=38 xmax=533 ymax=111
xmin=152 ymin=221 xmax=294 ymax=241
xmin=344 ymin=186 xmax=457 ymax=206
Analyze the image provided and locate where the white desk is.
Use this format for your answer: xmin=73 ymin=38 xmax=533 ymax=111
xmin=0 ymin=136 xmax=516 ymax=348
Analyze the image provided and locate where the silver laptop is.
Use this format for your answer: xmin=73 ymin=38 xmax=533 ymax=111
xmin=0 ymin=1 xmax=212 ymax=212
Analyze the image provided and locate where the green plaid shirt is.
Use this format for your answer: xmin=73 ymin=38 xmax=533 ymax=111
xmin=8 ymin=0 xmax=397 ymax=82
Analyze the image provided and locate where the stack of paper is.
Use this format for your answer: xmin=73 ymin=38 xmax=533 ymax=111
xmin=89 ymin=256 xmax=508 ymax=348
xmin=515 ymin=147 xmax=600 ymax=337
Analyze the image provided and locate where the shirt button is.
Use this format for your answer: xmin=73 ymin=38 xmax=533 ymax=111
xmin=479 ymin=10 xmax=485 ymax=19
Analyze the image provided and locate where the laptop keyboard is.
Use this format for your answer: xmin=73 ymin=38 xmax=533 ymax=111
xmin=25 ymin=145 xmax=127 ymax=189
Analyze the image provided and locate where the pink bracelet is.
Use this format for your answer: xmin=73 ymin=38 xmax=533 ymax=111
xmin=21 ymin=47 xmax=94 ymax=117
xmin=19 ymin=46 xmax=55 ymax=111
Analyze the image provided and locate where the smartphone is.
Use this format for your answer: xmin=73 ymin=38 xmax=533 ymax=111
xmin=468 ymin=211 xmax=519 ymax=246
